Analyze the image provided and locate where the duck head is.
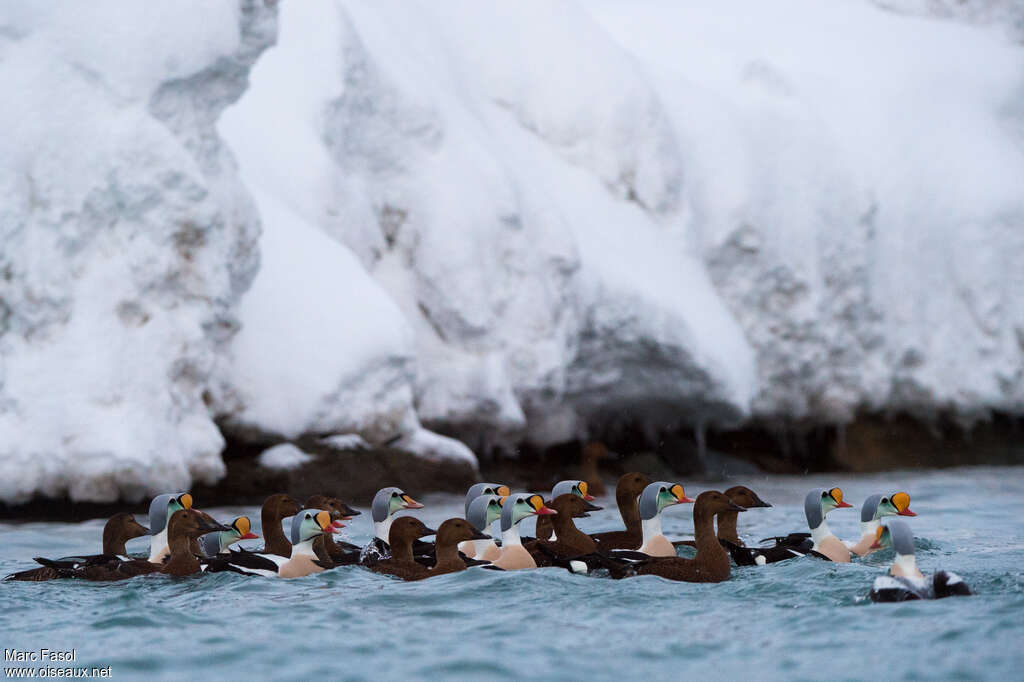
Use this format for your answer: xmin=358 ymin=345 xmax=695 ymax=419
xmin=436 ymin=518 xmax=490 ymax=546
xmin=148 ymin=492 xmax=193 ymax=537
xmin=723 ymin=486 xmax=771 ymax=509
xmin=464 ymin=483 xmax=511 ymax=516
xmin=167 ymin=509 xmax=230 ymax=542
xmin=500 ymin=494 xmax=556 ymax=532
xmin=290 ymin=509 xmax=338 ymax=545
xmin=199 ymin=516 xmax=260 ymax=556
xmin=551 ymin=480 xmax=596 ymax=502
xmin=804 ymin=487 xmax=851 ymax=529
xmin=304 ymin=495 xmax=360 ymax=526
xmin=104 ymin=512 xmax=149 ymax=545
xmin=263 ymin=493 xmax=302 ymax=520
xmin=549 ymin=493 xmax=602 ymax=518
xmin=861 ymin=491 xmax=916 ymax=523
xmin=694 ymin=490 xmax=747 ymax=515
xmin=870 ymin=519 xmax=916 ymax=556
xmin=372 ymin=487 xmax=425 ymax=523
xmin=388 ymin=516 xmax=437 ymax=546
xmin=467 ymin=495 xmax=505 ymax=533
xmin=616 ymin=472 xmax=652 ymax=500
xmin=638 ymin=482 xmax=693 ymax=521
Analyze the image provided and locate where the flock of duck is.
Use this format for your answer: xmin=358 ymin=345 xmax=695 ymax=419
xmin=3 ymin=474 xmax=972 ymax=602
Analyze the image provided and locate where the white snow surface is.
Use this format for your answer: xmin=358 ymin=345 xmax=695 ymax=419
xmin=2 ymin=0 xmax=1024 ymax=502
xmin=0 ymin=0 xmax=276 ymax=503
xmin=256 ymin=443 xmax=312 ymax=471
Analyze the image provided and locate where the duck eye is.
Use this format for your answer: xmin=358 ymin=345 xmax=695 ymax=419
xmin=881 ymin=498 xmax=889 ymax=504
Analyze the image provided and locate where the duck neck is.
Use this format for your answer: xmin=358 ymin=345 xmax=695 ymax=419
xmin=810 ymin=518 xmax=833 ymax=545
xmin=641 ymin=514 xmax=663 ymax=546
xmin=148 ymin=527 xmax=168 ymax=562
xmin=374 ymin=517 xmax=394 ymax=544
xmin=162 ymin=531 xmax=200 ymax=575
xmin=860 ymin=518 xmax=879 ymax=537
xmin=262 ymin=506 xmax=290 ymax=556
xmin=434 ymin=538 xmax=461 ymax=569
xmin=501 ymin=524 xmax=523 ymax=548
xmin=716 ymin=512 xmax=740 ymax=544
xmin=694 ymin=508 xmax=725 ymax=560
xmin=104 ymin=532 xmax=128 ymax=556
xmin=892 ymin=552 xmax=922 ymax=578
xmin=552 ymin=513 xmax=594 ymax=552
xmin=390 ymin=536 xmax=415 ymax=563
xmin=291 ymin=539 xmax=316 ymax=558
xmin=618 ymin=492 xmax=641 ymax=533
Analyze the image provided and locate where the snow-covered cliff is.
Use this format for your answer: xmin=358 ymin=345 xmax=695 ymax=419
xmin=2 ymin=0 xmax=1023 ymax=502
xmin=0 ymin=1 xmax=277 ymax=503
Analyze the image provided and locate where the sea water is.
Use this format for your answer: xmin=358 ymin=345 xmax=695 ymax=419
xmin=2 ymin=466 xmax=1022 ymax=680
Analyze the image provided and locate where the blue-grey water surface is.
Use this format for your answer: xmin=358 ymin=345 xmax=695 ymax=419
xmin=2 ymin=467 xmax=1023 ymax=680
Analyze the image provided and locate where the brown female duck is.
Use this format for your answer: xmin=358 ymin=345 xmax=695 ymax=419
xmin=526 ymin=494 xmax=602 ymax=564
xmin=676 ymin=485 xmax=771 ymax=552
xmin=4 ymin=512 xmax=149 ymax=582
xmin=629 ymin=491 xmax=745 ymax=583
xmin=426 ymin=518 xmax=491 ymax=578
xmin=590 ymin=472 xmax=651 ymax=550
xmin=367 ymin=517 xmax=436 ymax=581
xmin=261 ymin=493 xmax=303 ymax=557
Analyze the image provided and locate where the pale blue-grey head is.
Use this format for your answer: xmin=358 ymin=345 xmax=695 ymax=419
xmin=148 ymin=492 xmax=192 ymax=535
xmin=371 ymin=487 xmax=424 ymax=522
xmin=499 ymin=493 xmax=552 ymax=532
xmin=638 ymin=482 xmax=690 ymax=521
xmin=467 ymin=494 xmax=504 ymax=531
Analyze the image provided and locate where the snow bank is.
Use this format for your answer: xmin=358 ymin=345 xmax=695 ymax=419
xmin=0 ymin=0 xmax=276 ymax=503
xmin=257 ymin=443 xmax=312 ymax=471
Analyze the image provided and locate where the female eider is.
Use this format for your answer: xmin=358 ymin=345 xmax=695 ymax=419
xmin=359 ymin=487 xmax=425 ymax=565
xmin=367 ymin=517 xmax=437 ymax=581
xmin=259 ymin=493 xmax=304 ymax=557
xmin=626 ymin=491 xmax=746 ymax=583
xmin=590 ymin=472 xmax=652 ymax=550
xmin=490 ymin=494 xmax=557 ymax=570
xmin=846 ymin=492 xmax=916 ymax=557
xmin=868 ymin=520 xmax=971 ymax=602
xmin=4 ymin=512 xmax=149 ymax=581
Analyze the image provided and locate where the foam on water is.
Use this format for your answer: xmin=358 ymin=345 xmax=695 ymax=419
xmin=2 ymin=467 xmax=1023 ymax=680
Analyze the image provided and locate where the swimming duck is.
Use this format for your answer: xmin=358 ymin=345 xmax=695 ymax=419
xmin=304 ymin=494 xmax=361 ymax=566
xmin=626 ymin=491 xmax=746 ymax=583
xmin=634 ymin=482 xmax=693 ymax=557
xmin=367 ymin=517 xmax=437 ymax=581
xmin=198 ymin=516 xmax=259 ymax=557
xmin=754 ymin=487 xmax=853 ymax=563
xmin=4 ymin=512 xmax=150 ymax=582
xmin=490 ymin=494 xmax=557 ymax=570
xmin=677 ymin=485 xmax=772 ymax=550
xmin=359 ymin=487 xmax=425 ymax=565
xmin=427 ymin=518 xmax=491 ymax=578
xmin=536 ymin=480 xmax=595 ymax=541
xmin=460 ymin=495 xmax=505 ymax=560
xmin=147 ymin=492 xmax=194 ymax=562
xmin=846 ymin=492 xmax=916 ymax=557
xmin=206 ymin=510 xmax=338 ymax=578
xmin=590 ymin=472 xmax=652 ymax=550
xmin=868 ymin=520 xmax=971 ymax=602
xmin=260 ymin=493 xmax=304 ymax=557
xmin=463 ymin=483 xmax=510 ymax=517
xmin=526 ymin=493 xmax=603 ymax=564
